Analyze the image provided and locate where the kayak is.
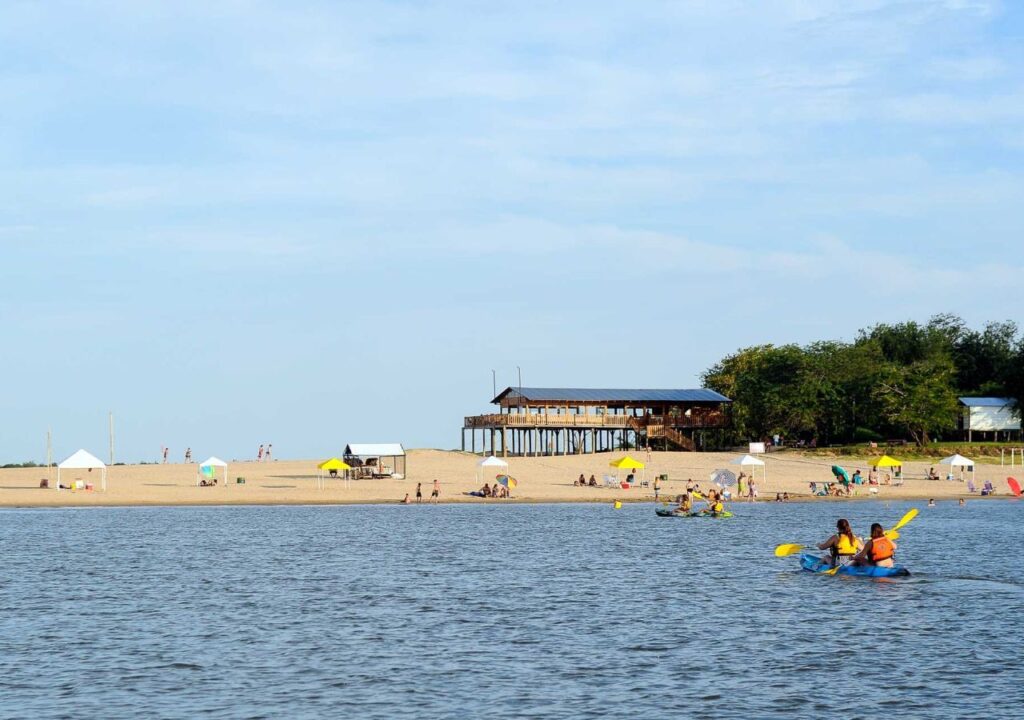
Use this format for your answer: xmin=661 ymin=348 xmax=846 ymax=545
xmin=800 ymin=553 xmax=909 ymax=577
xmin=656 ymin=509 xmax=734 ymax=518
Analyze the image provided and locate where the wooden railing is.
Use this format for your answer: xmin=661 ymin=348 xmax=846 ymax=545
xmin=465 ymin=412 xmax=726 ymax=430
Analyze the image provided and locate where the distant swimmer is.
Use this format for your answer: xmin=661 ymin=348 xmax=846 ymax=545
xmin=818 ymin=519 xmax=861 ymax=567
xmin=927 ymin=499 xmax=936 ymax=507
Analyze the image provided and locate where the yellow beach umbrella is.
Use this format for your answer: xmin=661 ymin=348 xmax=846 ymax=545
xmin=318 ymin=458 xmax=350 ymax=471
xmin=317 ymin=458 xmax=351 ymax=489
xmin=875 ymin=455 xmax=902 ymax=468
xmin=609 ymin=456 xmax=645 ymax=469
xmin=609 ymin=455 xmax=645 ymax=487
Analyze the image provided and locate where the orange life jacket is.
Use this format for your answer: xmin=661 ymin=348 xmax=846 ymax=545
xmin=869 ymin=536 xmax=895 ymax=562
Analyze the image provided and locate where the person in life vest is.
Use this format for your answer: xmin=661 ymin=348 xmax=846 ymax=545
xmin=674 ymin=493 xmax=692 ymax=515
xmin=702 ymin=489 xmax=725 ymax=516
xmin=817 ymin=518 xmax=862 ymax=567
xmin=853 ymin=523 xmax=896 ymax=568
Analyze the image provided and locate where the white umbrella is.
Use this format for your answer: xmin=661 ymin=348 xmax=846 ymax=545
xmin=939 ymin=454 xmax=975 ymax=484
xmin=732 ymin=453 xmax=766 ymax=484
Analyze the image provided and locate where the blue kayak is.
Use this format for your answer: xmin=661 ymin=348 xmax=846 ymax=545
xmin=656 ymin=508 xmax=733 ymax=518
xmin=800 ymin=553 xmax=909 ymax=577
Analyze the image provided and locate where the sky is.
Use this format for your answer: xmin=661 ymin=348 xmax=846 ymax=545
xmin=2 ymin=0 xmax=1023 ymax=462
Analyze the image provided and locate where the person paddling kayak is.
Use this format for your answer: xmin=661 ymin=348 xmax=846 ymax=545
xmin=674 ymin=493 xmax=692 ymax=515
xmin=700 ymin=488 xmax=726 ymax=516
xmin=853 ymin=523 xmax=896 ymax=568
xmin=817 ymin=518 xmax=861 ymax=567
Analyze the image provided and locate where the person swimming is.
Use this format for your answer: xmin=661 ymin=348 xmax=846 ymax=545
xmin=927 ymin=498 xmax=935 ymax=507
xmin=817 ymin=518 xmax=861 ymax=567
xmin=854 ymin=523 xmax=896 ymax=568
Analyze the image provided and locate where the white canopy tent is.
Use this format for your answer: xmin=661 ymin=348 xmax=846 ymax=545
xmin=939 ymin=453 xmax=975 ymax=484
xmin=476 ymin=455 xmax=508 ymax=484
xmin=732 ymin=453 xmax=766 ymax=484
xmin=56 ymin=449 xmax=107 ymax=491
xmin=197 ymin=456 xmax=228 ymax=487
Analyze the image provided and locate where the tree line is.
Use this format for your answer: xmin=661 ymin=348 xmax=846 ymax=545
xmin=701 ymin=314 xmax=1024 ymax=447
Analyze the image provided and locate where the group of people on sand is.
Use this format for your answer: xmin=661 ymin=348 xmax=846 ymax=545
xmin=470 ymin=481 xmax=511 ymax=499
xmin=817 ymin=518 xmax=897 ymax=569
xmin=574 ymin=474 xmax=599 ymax=487
xmin=403 ymin=480 xmax=442 ymax=504
xmin=736 ymin=472 xmax=758 ymax=501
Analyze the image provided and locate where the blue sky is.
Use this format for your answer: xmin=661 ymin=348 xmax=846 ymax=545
xmin=2 ymin=1 xmax=1023 ymax=462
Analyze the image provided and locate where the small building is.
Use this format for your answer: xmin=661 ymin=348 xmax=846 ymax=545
xmin=462 ymin=387 xmax=731 ymax=456
xmin=343 ymin=443 xmax=406 ymax=479
xmin=958 ymin=397 xmax=1021 ymax=442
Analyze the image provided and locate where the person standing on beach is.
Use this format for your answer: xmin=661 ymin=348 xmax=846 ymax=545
xmin=266 ymin=444 xmax=273 ymax=461
xmin=184 ymin=447 xmax=192 ymax=463
xmin=431 ymin=478 xmax=440 ymax=504
xmin=748 ymin=478 xmax=757 ymax=502
xmin=653 ymin=475 xmax=660 ymax=501
xmin=416 ymin=483 xmax=423 ymax=503
xmin=258 ymin=444 xmax=264 ymax=462
xmin=163 ymin=446 xmax=169 ymax=464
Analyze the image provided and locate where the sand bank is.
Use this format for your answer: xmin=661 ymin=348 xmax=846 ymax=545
xmin=0 ymin=449 xmax=1016 ymax=508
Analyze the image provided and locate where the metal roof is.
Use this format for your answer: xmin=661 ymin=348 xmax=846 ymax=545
xmin=344 ymin=443 xmax=405 ymax=457
xmin=492 ymin=387 xmax=731 ymax=404
xmin=958 ymin=397 xmax=1015 ymax=407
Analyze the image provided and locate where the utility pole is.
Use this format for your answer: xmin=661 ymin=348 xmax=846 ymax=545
xmin=46 ymin=428 xmax=52 ymax=472
xmin=517 ymin=366 xmax=523 ymax=413
xmin=109 ymin=412 xmax=115 ymax=465
xmin=491 ymin=369 xmax=496 ymax=399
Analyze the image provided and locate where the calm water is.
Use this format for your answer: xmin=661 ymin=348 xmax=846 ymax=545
xmin=1 ymin=500 xmax=1021 ymax=719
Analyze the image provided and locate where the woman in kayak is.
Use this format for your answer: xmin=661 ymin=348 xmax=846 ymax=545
xmin=817 ymin=518 xmax=861 ymax=567
xmin=853 ymin=523 xmax=896 ymax=568
xmin=674 ymin=493 xmax=692 ymax=515
xmin=701 ymin=489 xmax=725 ymax=516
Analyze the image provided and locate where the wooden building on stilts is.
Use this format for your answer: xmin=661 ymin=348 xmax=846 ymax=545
xmin=462 ymin=387 xmax=731 ymax=457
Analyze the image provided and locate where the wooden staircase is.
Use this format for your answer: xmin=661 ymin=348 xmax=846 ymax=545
xmin=628 ymin=417 xmax=696 ymax=451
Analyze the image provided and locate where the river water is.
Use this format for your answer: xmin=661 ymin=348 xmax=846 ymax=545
xmin=0 ymin=500 xmax=1020 ymax=719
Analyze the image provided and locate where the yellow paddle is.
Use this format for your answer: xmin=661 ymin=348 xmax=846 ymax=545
xmin=774 ymin=543 xmax=805 ymax=557
xmin=824 ymin=508 xmax=917 ymax=575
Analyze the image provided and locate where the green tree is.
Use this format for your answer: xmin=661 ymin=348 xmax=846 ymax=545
xmin=872 ymin=354 xmax=959 ymax=446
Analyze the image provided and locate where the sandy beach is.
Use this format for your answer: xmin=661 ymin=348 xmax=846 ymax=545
xmin=0 ymin=449 xmax=1015 ymax=507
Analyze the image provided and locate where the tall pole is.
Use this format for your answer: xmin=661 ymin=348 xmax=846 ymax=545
xmin=517 ymin=365 xmax=522 ymax=414
xmin=491 ymin=369 xmax=496 ymax=399
xmin=46 ymin=428 xmax=52 ymax=473
xmin=109 ymin=411 xmax=115 ymax=465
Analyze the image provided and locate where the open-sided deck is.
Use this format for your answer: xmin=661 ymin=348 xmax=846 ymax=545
xmin=461 ymin=387 xmax=730 ymax=456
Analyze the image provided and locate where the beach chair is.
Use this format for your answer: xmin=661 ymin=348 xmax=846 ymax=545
xmin=967 ymin=479 xmax=977 ymax=493
xmin=603 ymin=475 xmax=618 ymax=488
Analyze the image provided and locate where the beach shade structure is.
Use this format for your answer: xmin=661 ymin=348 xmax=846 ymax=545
xmin=196 ymin=456 xmax=228 ymax=487
xmin=875 ymin=454 xmax=904 ymax=484
xmin=939 ymin=454 xmax=975 ymax=484
xmin=344 ymin=443 xmax=406 ymax=479
xmin=733 ymin=454 xmax=767 ymax=484
xmin=477 ymin=455 xmax=508 ymax=485
xmin=710 ymin=469 xmax=737 ymax=487
xmin=609 ymin=455 xmax=645 ymax=485
xmin=56 ymin=449 xmax=107 ymax=492
xmin=317 ymin=458 xmax=351 ymax=489
xmin=495 ymin=474 xmax=518 ymax=490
